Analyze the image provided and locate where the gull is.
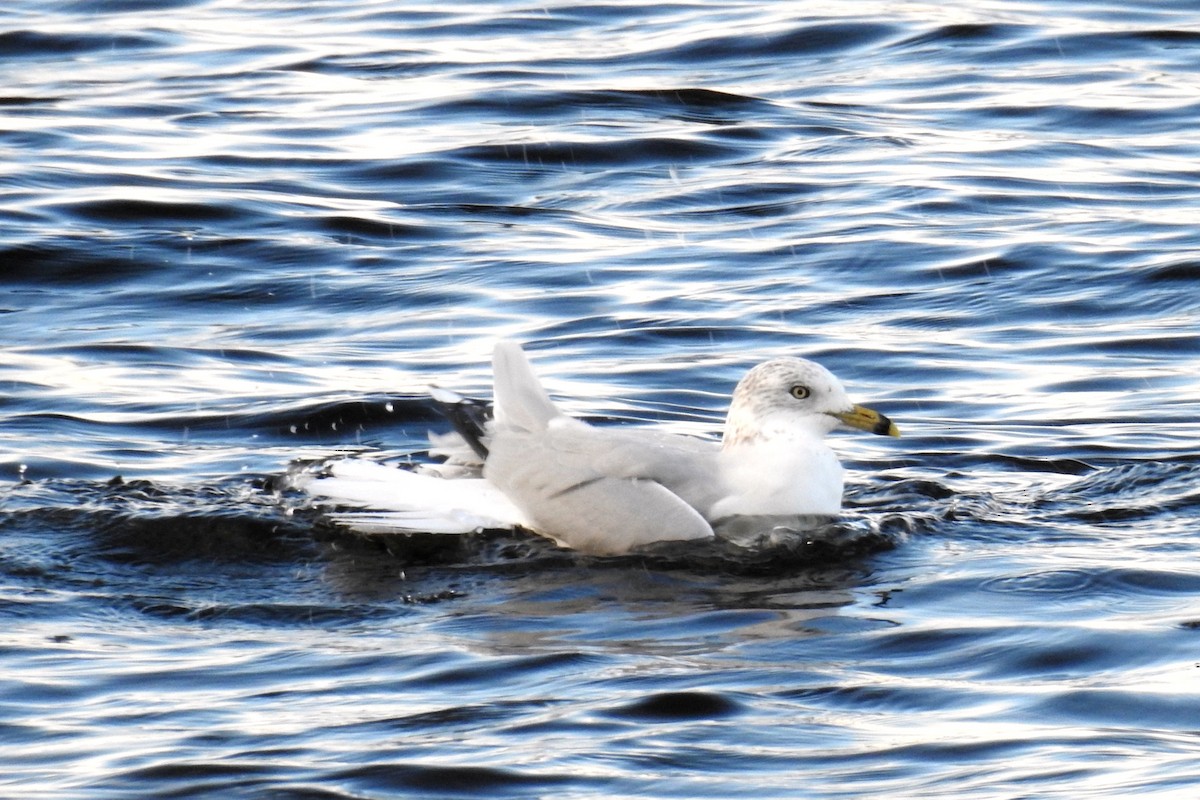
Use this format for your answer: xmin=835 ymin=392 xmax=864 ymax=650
xmin=296 ymin=341 xmax=899 ymax=555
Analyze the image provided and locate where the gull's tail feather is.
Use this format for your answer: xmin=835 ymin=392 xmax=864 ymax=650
xmin=323 ymin=511 xmax=490 ymax=535
xmin=295 ymin=459 xmax=527 ymax=534
xmin=429 ymin=386 xmax=492 ymax=460
xmin=492 ymin=340 xmax=559 ymax=433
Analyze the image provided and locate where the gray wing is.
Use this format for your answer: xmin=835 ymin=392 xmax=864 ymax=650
xmin=484 ymin=418 xmax=722 ymax=555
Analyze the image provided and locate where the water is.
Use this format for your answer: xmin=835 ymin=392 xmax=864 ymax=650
xmin=3 ymin=0 xmax=1200 ymax=797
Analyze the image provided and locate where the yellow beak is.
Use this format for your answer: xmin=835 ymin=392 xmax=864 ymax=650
xmin=833 ymin=404 xmax=900 ymax=437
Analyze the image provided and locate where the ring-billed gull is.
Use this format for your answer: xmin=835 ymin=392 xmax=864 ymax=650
xmin=296 ymin=341 xmax=899 ymax=555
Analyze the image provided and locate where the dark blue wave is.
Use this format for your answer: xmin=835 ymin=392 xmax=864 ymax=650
xmin=3 ymin=1 xmax=1200 ymax=797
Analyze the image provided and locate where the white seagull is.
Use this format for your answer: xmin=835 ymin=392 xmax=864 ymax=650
xmin=295 ymin=341 xmax=899 ymax=555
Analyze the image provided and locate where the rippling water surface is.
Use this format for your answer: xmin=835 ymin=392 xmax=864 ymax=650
xmin=3 ymin=1 xmax=1200 ymax=797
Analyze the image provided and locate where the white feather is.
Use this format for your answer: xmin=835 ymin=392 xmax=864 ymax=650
xmin=296 ymin=459 xmax=526 ymax=533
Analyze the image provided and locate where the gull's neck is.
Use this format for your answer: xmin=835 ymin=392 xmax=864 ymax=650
xmin=712 ymin=434 xmax=844 ymax=518
xmin=722 ymin=412 xmax=832 ymax=450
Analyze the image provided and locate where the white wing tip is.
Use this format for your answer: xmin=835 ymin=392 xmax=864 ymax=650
xmin=428 ymin=385 xmax=463 ymax=404
xmin=295 ymin=457 xmax=529 ymax=533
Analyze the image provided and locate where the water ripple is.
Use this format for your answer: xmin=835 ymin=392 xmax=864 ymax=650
xmin=4 ymin=0 xmax=1200 ymax=797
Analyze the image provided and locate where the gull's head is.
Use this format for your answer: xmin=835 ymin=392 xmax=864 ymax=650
xmin=722 ymin=357 xmax=899 ymax=448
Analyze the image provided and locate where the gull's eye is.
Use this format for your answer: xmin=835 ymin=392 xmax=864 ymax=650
xmin=789 ymin=384 xmax=811 ymax=400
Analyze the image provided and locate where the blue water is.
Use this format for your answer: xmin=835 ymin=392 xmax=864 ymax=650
xmin=3 ymin=0 xmax=1200 ymax=797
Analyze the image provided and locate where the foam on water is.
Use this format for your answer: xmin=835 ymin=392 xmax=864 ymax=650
xmin=2 ymin=0 xmax=1200 ymax=797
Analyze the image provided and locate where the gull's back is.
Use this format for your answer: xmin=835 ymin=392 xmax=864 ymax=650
xmin=484 ymin=342 xmax=719 ymax=554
